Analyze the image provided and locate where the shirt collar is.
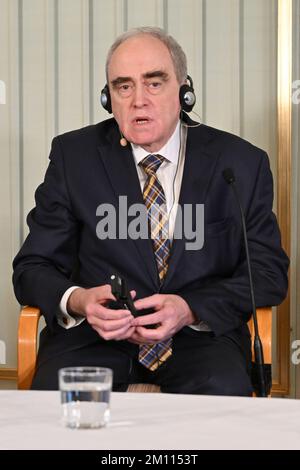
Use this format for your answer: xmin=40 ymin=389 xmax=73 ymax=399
xmin=131 ymin=120 xmax=181 ymax=166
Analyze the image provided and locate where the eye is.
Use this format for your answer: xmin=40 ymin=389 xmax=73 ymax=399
xmin=117 ymin=83 xmax=134 ymax=97
xmin=147 ymin=80 xmax=163 ymax=94
xmin=149 ymin=81 xmax=162 ymax=88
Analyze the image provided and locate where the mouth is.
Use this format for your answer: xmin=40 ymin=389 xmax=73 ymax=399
xmin=132 ymin=117 xmax=152 ymax=126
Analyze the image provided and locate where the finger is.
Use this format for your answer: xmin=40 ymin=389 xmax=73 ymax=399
xmin=134 ymin=325 xmax=168 ymax=342
xmin=88 ymin=314 xmax=133 ymax=332
xmin=96 ymin=284 xmax=116 ymax=301
xmin=88 ymin=303 xmax=133 ymax=320
xmin=134 ymin=294 xmax=161 ymax=311
xmin=132 ymin=311 xmax=163 ymax=327
xmin=115 ymin=326 xmax=136 ymax=341
xmin=127 ymin=331 xmax=147 ymax=344
xmin=126 ymin=329 xmax=156 ymax=344
xmin=95 ymin=322 xmax=133 ymax=341
xmin=130 ymin=290 xmax=137 ymax=300
xmin=100 ymin=307 xmax=133 ymax=321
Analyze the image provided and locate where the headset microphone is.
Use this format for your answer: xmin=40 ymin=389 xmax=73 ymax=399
xmin=120 ymin=136 xmax=127 ymax=147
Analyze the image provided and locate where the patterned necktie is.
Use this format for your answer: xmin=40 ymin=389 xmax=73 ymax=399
xmin=138 ymin=154 xmax=172 ymax=371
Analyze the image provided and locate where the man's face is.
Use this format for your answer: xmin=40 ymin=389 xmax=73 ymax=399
xmin=108 ymin=34 xmax=182 ymax=153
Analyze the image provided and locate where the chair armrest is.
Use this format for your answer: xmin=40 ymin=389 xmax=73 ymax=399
xmin=17 ymin=306 xmax=41 ymax=390
xmin=248 ymin=307 xmax=272 ymax=364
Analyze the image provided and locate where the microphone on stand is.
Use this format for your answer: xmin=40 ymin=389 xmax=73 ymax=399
xmin=223 ymin=168 xmax=267 ymax=397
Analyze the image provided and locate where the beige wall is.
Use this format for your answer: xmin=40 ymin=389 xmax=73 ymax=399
xmin=0 ymin=0 xmax=281 ymax=385
xmin=291 ymin=0 xmax=300 ymax=398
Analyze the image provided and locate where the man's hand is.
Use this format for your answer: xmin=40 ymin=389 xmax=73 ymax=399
xmin=128 ymin=294 xmax=196 ymax=344
xmin=67 ymin=285 xmax=136 ymax=341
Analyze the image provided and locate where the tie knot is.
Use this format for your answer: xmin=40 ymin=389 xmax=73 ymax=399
xmin=140 ymin=154 xmax=165 ymax=175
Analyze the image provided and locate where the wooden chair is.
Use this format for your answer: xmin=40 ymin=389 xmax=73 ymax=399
xmin=17 ymin=306 xmax=272 ymax=394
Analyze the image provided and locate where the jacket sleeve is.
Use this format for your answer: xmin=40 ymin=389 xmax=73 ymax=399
xmin=180 ymin=151 xmax=289 ymax=337
xmin=13 ymin=137 xmax=80 ymax=329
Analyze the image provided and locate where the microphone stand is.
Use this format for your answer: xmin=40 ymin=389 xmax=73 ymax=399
xmin=223 ymin=169 xmax=267 ymax=397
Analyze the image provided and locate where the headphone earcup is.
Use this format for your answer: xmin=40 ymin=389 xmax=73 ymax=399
xmin=179 ymin=83 xmax=196 ymax=113
xmin=100 ymin=84 xmax=112 ymax=114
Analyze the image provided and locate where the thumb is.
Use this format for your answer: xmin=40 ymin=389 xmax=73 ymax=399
xmin=130 ymin=290 xmax=137 ymax=300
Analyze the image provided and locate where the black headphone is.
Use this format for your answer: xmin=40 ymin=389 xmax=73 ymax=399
xmin=100 ymin=75 xmax=196 ymax=114
xmin=179 ymin=75 xmax=196 ymax=113
xmin=100 ymin=84 xmax=112 ymax=113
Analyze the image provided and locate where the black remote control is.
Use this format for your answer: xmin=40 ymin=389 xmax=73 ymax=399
xmin=110 ymin=274 xmax=139 ymax=317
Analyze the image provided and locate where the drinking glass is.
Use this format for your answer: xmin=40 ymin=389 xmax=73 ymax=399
xmin=59 ymin=367 xmax=113 ymax=429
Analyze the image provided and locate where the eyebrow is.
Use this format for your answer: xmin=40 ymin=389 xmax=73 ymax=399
xmin=111 ymin=76 xmax=132 ymax=87
xmin=143 ymin=70 xmax=169 ymax=80
xmin=110 ymin=70 xmax=169 ymax=87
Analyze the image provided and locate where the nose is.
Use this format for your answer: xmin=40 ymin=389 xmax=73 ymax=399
xmin=132 ymin=83 xmax=148 ymax=108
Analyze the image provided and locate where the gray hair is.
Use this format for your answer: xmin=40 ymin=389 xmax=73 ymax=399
xmin=105 ymin=27 xmax=187 ymax=84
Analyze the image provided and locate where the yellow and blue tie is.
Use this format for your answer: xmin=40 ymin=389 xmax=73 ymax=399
xmin=138 ymin=154 xmax=172 ymax=371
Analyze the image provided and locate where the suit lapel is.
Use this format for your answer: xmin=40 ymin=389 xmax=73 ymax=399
xmin=97 ymin=124 xmax=159 ymax=290
xmin=163 ymin=124 xmax=221 ymax=289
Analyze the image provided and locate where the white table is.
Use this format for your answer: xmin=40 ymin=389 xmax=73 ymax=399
xmin=0 ymin=391 xmax=299 ymax=450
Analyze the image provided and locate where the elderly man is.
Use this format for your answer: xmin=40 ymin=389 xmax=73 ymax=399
xmin=13 ymin=27 xmax=288 ymax=394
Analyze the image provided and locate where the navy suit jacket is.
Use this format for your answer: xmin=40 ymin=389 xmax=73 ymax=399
xmin=13 ymin=116 xmax=289 ymax=368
